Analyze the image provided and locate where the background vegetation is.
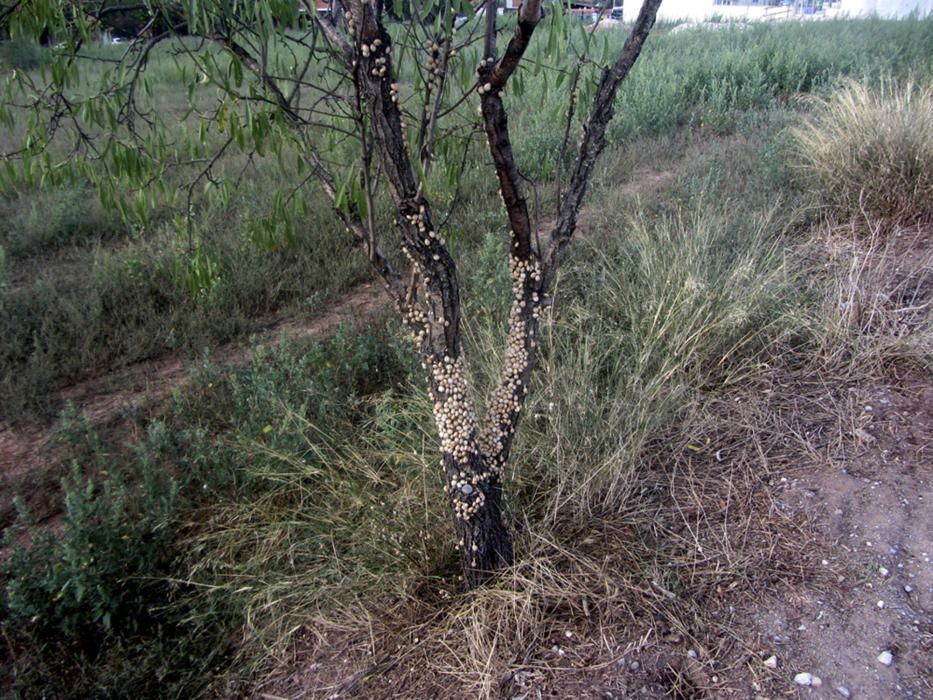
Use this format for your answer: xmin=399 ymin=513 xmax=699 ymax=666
xmin=1 ymin=13 xmax=931 ymax=698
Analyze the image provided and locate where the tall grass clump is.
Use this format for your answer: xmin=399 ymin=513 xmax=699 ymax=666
xmin=792 ymin=78 xmax=933 ymax=225
xmin=514 ymin=205 xmax=792 ymax=512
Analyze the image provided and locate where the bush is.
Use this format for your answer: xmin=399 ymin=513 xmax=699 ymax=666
xmin=0 ymin=39 xmax=40 ymax=70
xmin=0 ymin=418 xmax=208 ymax=697
xmin=791 ymin=78 xmax=933 ymax=225
xmin=2 ymin=187 xmax=125 ymax=258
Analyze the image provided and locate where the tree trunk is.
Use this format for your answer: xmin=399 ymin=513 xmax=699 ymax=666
xmin=446 ymin=452 xmax=513 ymax=588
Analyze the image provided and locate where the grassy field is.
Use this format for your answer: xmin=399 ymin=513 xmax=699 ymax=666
xmin=1 ymin=14 xmax=932 ymax=699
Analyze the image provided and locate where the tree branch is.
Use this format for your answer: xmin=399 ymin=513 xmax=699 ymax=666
xmin=544 ymin=0 xmax=662 ymax=283
xmin=479 ymin=0 xmax=662 ymax=476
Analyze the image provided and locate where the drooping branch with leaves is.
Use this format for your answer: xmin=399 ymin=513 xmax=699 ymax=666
xmin=1 ymin=0 xmax=661 ymax=587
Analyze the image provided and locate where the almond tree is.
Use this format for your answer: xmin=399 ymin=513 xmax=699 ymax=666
xmin=2 ymin=0 xmax=662 ymax=587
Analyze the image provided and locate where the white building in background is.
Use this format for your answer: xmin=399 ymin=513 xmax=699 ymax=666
xmin=843 ymin=0 xmax=932 ymax=16
xmin=622 ymin=0 xmax=932 ymax=21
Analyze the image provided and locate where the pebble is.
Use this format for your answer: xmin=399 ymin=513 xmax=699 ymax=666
xmin=794 ymin=672 xmax=822 ymax=687
xmin=877 ymin=600 xmax=886 ymax=609
xmin=879 ymin=566 xmax=889 ymax=576
xmin=688 ymin=649 xmax=698 ymax=659
xmin=878 ymin=650 xmax=893 ymax=666
xmin=904 ymin=585 xmax=913 ymax=593
xmin=837 ymin=686 xmax=851 ymax=698
xmin=763 ymin=655 xmax=778 ymax=669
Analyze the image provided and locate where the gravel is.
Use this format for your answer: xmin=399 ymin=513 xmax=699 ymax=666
xmin=794 ymin=672 xmax=822 ymax=687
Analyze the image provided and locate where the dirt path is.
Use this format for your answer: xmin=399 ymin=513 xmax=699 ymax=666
xmin=0 ymin=281 xmax=388 ymax=526
xmin=764 ymin=378 xmax=933 ymax=699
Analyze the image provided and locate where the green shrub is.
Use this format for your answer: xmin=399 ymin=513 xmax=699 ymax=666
xmin=791 ymin=78 xmax=933 ymax=225
xmin=0 ymin=39 xmax=40 ymax=70
xmin=0 ymin=349 xmax=243 ymax=696
xmin=2 ymin=415 xmax=178 ymax=637
xmin=2 ymin=187 xmax=125 ymax=258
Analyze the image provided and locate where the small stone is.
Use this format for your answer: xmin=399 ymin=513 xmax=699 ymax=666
xmin=878 ymin=650 xmax=893 ymax=666
xmin=877 ymin=600 xmax=886 ymax=609
xmin=904 ymin=585 xmax=913 ymax=593
xmin=836 ymin=687 xmax=851 ymax=698
xmin=795 ymin=672 xmax=816 ymax=686
xmin=879 ymin=566 xmax=889 ymax=576
xmin=763 ymin=655 xmax=778 ymax=669
xmin=687 ymin=649 xmax=698 ymax=659
xmin=629 ymin=660 xmax=640 ymax=670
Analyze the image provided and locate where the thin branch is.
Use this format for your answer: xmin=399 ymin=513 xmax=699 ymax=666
xmin=545 ymin=0 xmax=662 ymax=284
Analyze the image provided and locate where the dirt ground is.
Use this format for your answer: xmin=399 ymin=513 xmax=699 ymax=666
xmin=763 ymin=379 xmax=933 ymax=699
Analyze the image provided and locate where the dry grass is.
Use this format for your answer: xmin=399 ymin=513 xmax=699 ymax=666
xmin=804 ymin=219 xmax=933 ymax=373
xmin=791 ymin=78 xmax=933 ymax=226
xmin=252 ymin=369 xmax=844 ymax=699
xmin=249 ymin=208 xmax=933 ymax=698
